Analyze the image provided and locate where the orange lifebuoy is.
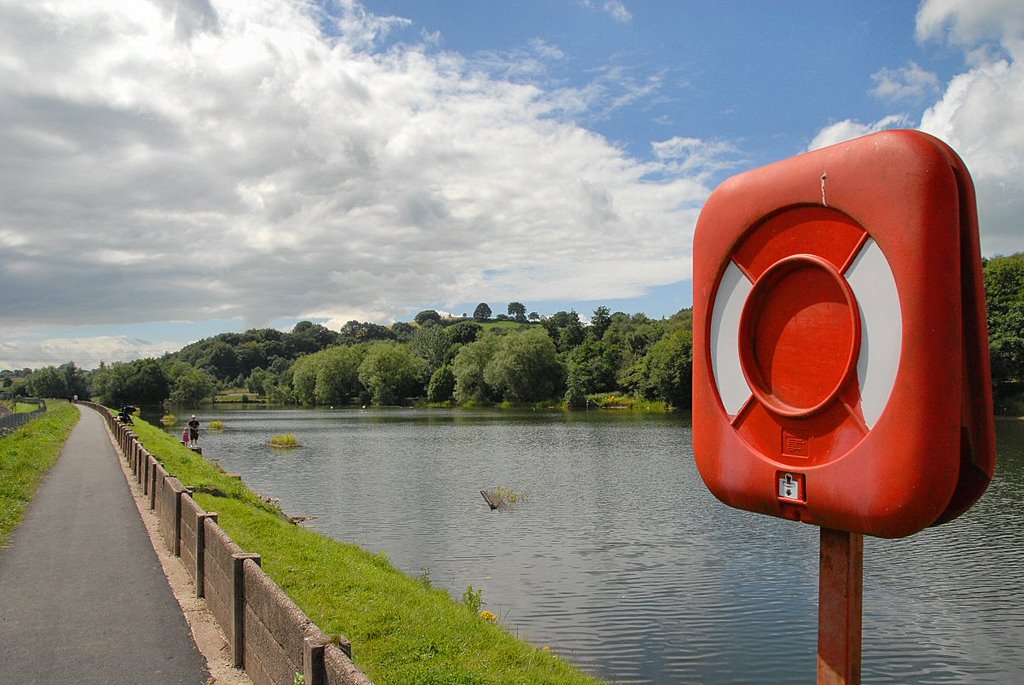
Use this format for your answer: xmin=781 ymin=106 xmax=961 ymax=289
xmin=692 ymin=130 xmax=995 ymax=538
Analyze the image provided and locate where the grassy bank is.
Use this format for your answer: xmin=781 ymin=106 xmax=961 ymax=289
xmin=0 ymin=402 xmax=79 ymax=546
xmin=128 ymin=415 xmax=601 ymax=685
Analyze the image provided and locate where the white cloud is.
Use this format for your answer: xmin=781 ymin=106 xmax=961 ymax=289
xmin=0 ymin=0 xmax=705 ymax=368
xmin=805 ymin=115 xmax=912 ymax=152
xmin=652 ymin=137 xmax=744 ymax=180
xmin=871 ymin=62 xmax=940 ymax=101
xmin=576 ymin=1 xmax=633 ymax=24
xmin=916 ymin=0 xmax=1024 ymax=256
xmin=808 ymin=1 xmax=1024 ymax=258
xmin=916 ymin=0 xmax=1024 ymax=60
xmin=0 ymin=335 xmax=180 ymax=370
xmin=602 ymin=1 xmax=633 ymax=24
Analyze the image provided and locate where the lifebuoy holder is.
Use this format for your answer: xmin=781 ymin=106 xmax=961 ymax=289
xmin=692 ymin=130 xmax=995 ymax=538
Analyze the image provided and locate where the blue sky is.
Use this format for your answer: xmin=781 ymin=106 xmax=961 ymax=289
xmin=1 ymin=0 xmax=1022 ymax=369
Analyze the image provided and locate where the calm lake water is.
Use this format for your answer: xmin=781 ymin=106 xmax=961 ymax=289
xmin=164 ymin=407 xmax=1024 ymax=683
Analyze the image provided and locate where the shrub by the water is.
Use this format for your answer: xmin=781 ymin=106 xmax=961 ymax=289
xmin=268 ymin=434 xmax=299 ymax=448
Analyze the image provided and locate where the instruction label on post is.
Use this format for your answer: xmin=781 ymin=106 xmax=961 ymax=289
xmin=778 ymin=473 xmax=803 ymax=501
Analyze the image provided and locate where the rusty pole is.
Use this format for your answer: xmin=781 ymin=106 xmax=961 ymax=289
xmin=817 ymin=527 xmax=863 ymax=685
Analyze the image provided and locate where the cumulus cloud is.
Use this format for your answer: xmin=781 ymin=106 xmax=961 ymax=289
xmin=916 ymin=0 xmax=1024 ymax=256
xmin=0 ymin=0 xmax=711 ymax=367
xmin=0 ymin=335 xmax=181 ymax=370
xmin=871 ymin=62 xmax=940 ymax=102
xmin=804 ymin=2 xmax=1024 ymax=257
xmin=805 ymin=115 xmax=912 ymax=152
xmin=576 ymin=1 xmax=633 ymax=24
xmin=602 ymin=1 xmax=633 ymax=24
xmin=652 ymin=137 xmax=744 ymax=180
xmin=915 ymin=0 xmax=1024 ymax=60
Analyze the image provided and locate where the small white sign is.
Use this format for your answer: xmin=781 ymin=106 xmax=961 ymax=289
xmin=779 ymin=473 xmax=800 ymax=501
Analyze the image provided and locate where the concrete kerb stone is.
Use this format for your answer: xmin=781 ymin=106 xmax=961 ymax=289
xmin=143 ymin=453 xmax=153 ymax=496
xmin=135 ymin=444 xmax=144 ymax=482
xmin=203 ymin=518 xmax=242 ymax=634
xmin=196 ymin=512 xmax=217 ymax=599
xmin=304 ymin=635 xmax=329 ymax=685
xmin=243 ymin=560 xmax=318 ymax=675
xmin=324 ymin=643 xmax=373 ymax=685
xmin=232 ymin=554 xmax=262 ymax=668
xmin=170 ymin=477 xmax=185 ymax=557
xmin=151 ymin=461 xmax=168 ymax=511
xmin=149 ymin=459 xmax=158 ymax=507
xmin=179 ymin=495 xmax=203 ymax=586
xmin=137 ymin=447 xmax=148 ymax=486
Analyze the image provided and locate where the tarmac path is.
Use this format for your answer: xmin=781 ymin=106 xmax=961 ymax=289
xmin=0 ymin=404 xmax=209 ymax=684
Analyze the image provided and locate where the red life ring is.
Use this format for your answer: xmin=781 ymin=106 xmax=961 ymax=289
xmin=693 ymin=130 xmax=995 ymax=538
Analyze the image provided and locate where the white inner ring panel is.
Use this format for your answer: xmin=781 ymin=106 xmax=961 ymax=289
xmin=710 ymin=261 xmax=753 ymax=416
xmin=845 ymin=238 xmax=902 ymax=428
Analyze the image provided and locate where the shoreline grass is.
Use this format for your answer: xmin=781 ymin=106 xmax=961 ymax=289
xmin=127 ymin=414 xmax=601 ymax=685
xmin=0 ymin=402 xmax=79 ymax=547
xmin=268 ymin=433 xmax=299 ymax=448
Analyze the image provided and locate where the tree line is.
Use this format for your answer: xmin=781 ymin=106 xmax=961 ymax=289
xmin=3 ymin=252 xmax=1023 ymax=413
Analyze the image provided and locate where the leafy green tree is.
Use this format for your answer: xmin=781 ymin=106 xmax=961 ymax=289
xmin=290 ymin=321 xmax=339 ymax=354
xmin=984 ymin=253 xmax=1024 ymax=388
xmin=290 ymin=345 xmax=367 ymax=404
xmin=484 ymin=328 xmax=565 ymax=403
xmin=566 ymin=339 xmax=620 ymax=394
xmin=445 ymin=320 xmax=482 ymax=346
xmin=198 ymin=341 xmax=241 ymax=381
xmin=314 ymin=346 xmax=366 ymax=404
xmin=621 ymin=327 xmax=693 ymax=407
xmin=290 ymin=354 xmax=320 ymax=404
xmin=339 ymin=320 xmax=396 ymax=344
xmin=27 ymin=366 xmax=69 ymax=399
xmin=563 ymin=367 xmax=588 ymax=409
xmin=507 ymin=302 xmax=527 ymax=322
xmin=409 ymin=324 xmax=450 ymax=378
xmin=90 ymin=359 xmax=170 ymax=406
xmin=528 ymin=312 xmax=540 ymax=322
xmin=169 ymin=369 xmax=217 ymax=406
xmin=427 ymin=365 xmax=456 ymax=403
xmin=358 ymin=342 xmax=427 ymax=405
xmin=590 ymin=306 xmax=611 ymax=340
xmin=541 ymin=310 xmax=585 ymax=352
xmin=263 ymin=371 xmax=295 ymax=404
xmin=603 ymin=312 xmax=667 ymax=374
xmin=558 ymin=319 xmax=585 ymax=353
xmin=390 ymin=321 xmax=417 ymax=343
xmin=473 ymin=303 xmax=492 ymax=321
xmin=452 ymin=335 xmax=499 ymax=404
xmin=3 ymin=375 xmax=30 ymax=398
xmin=414 ymin=310 xmax=442 ymax=326
xmin=245 ymin=368 xmax=272 ymax=396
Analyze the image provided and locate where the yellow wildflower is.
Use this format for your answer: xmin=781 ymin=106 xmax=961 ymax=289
xmin=479 ymin=610 xmax=497 ymax=621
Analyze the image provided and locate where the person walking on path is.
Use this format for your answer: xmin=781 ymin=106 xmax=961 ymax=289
xmin=0 ymin=404 xmax=208 ymax=684
xmin=188 ymin=414 xmax=200 ymax=448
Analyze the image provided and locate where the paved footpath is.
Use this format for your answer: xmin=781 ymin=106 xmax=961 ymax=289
xmin=0 ymin=404 xmax=208 ymax=684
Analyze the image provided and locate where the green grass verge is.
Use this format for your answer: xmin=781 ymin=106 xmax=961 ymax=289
xmin=0 ymin=402 xmax=79 ymax=547
xmin=128 ymin=416 xmax=601 ymax=685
